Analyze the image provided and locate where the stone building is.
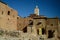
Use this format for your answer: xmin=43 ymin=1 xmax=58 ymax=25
xmin=58 ymin=19 xmax=60 ymax=39
xmin=17 ymin=5 xmax=59 ymax=40
xmin=0 ymin=1 xmax=60 ymax=40
xmin=0 ymin=1 xmax=17 ymax=31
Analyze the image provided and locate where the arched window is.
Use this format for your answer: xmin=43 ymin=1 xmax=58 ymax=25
xmin=8 ymin=11 xmax=10 ymax=15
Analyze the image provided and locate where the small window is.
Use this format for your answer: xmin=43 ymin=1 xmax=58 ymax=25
xmin=17 ymin=17 xmax=19 ymax=19
xmin=2 ymin=11 xmax=3 ymax=15
xmin=51 ymin=24 xmax=53 ymax=26
xmin=8 ymin=11 xmax=10 ymax=15
xmin=37 ymin=22 xmax=41 ymax=25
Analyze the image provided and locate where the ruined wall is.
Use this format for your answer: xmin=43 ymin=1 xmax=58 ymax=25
xmin=0 ymin=2 xmax=17 ymax=31
xmin=46 ymin=18 xmax=58 ymax=39
xmin=17 ymin=16 xmax=33 ymax=31
xmin=47 ymin=18 xmax=58 ymax=30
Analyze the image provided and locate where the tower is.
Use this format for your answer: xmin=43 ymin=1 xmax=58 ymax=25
xmin=34 ymin=5 xmax=39 ymax=15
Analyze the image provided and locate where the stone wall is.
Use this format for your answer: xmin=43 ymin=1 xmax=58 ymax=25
xmin=0 ymin=2 xmax=17 ymax=31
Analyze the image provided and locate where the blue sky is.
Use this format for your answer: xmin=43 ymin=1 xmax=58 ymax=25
xmin=2 ymin=0 xmax=60 ymax=18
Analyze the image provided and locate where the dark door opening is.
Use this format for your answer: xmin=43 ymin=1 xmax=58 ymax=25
xmin=23 ymin=27 xmax=27 ymax=33
xmin=48 ymin=30 xmax=54 ymax=38
xmin=37 ymin=29 xmax=39 ymax=35
xmin=42 ymin=28 xmax=45 ymax=34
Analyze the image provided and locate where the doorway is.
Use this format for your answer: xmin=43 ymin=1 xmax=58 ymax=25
xmin=48 ymin=30 xmax=55 ymax=38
